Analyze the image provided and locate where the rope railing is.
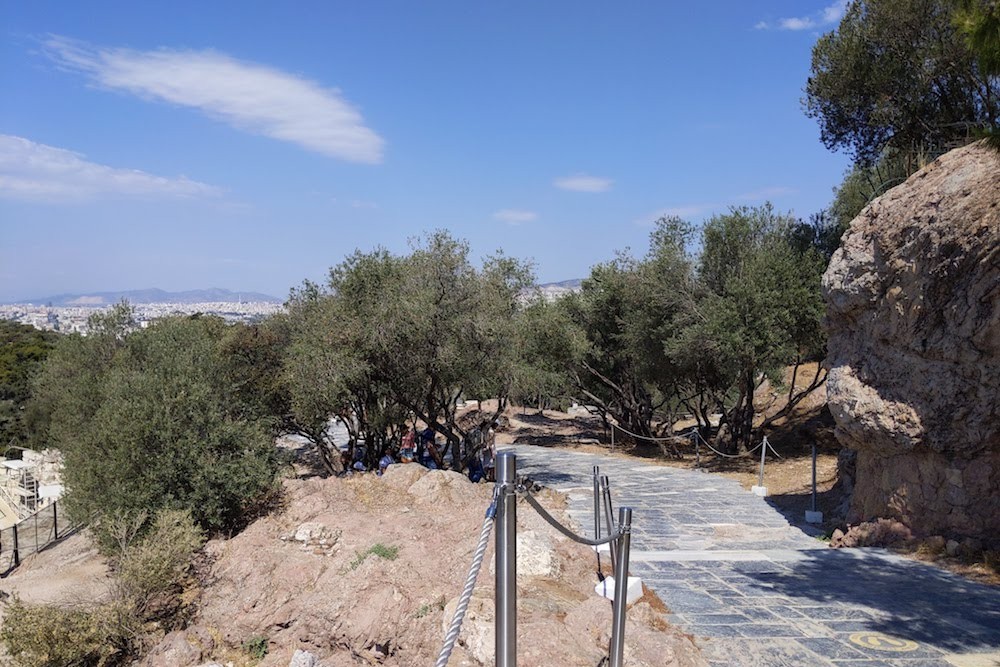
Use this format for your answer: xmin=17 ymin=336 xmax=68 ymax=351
xmin=516 ymin=483 xmax=625 ymax=546
xmin=435 ymin=492 xmax=498 ymax=667
xmin=681 ymin=428 xmax=766 ymax=459
xmin=434 ymin=453 xmax=634 ymax=667
xmin=610 ymin=419 xmax=776 ymax=461
xmin=608 ymin=421 xmax=678 ymax=443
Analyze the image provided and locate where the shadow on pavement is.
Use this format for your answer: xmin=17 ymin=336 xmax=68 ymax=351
xmin=746 ymin=547 xmax=1000 ymax=653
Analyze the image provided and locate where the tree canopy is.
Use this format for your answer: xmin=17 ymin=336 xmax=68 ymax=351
xmin=0 ymin=321 xmax=58 ymax=449
xmin=284 ymin=231 xmax=532 ymax=473
xmin=31 ymin=305 xmax=280 ymax=544
xmin=805 ymin=0 xmax=999 ymax=166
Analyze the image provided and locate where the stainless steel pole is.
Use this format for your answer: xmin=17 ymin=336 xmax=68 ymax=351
xmin=593 ymin=465 xmax=601 ymax=542
xmin=608 ymin=506 xmax=633 ymax=667
xmin=758 ymin=436 xmax=767 ymax=488
xmin=811 ymin=441 xmax=818 ymax=513
xmin=601 ymin=475 xmax=617 ymax=572
xmin=495 ymin=452 xmax=517 ymax=667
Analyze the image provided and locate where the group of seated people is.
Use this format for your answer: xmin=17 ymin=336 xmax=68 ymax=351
xmin=343 ymin=424 xmax=497 ymax=482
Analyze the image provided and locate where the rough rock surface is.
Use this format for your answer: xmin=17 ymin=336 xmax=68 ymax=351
xmin=147 ymin=465 xmax=703 ymax=666
xmin=823 ymin=141 xmax=1000 ymax=543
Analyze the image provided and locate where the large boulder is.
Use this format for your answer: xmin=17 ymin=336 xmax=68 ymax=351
xmin=823 ymin=142 xmax=1000 ymax=544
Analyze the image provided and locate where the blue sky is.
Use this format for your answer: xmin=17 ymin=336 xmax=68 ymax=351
xmin=1 ymin=1 xmax=851 ymax=302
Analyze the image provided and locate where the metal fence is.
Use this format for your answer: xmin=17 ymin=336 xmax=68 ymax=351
xmin=0 ymin=500 xmax=66 ymax=574
xmin=436 ymin=452 xmax=635 ymax=667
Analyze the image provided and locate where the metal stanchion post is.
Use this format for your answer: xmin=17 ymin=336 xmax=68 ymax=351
xmin=611 ymin=424 xmax=615 ymax=452
xmin=811 ymin=442 xmax=818 ymax=513
xmin=758 ymin=436 xmax=767 ymax=487
xmin=53 ymin=502 xmax=58 ymax=541
xmin=608 ymin=507 xmax=633 ymax=667
xmin=495 ymin=452 xmax=517 ymax=667
xmin=593 ymin=466 xmax=601 ymax=542
xmin=12 ymin=523 xmax=19 ymax=568
xmin=601 ymin=475 xmax=617 ymax=572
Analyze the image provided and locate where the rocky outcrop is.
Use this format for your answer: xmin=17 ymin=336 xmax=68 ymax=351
xmin=823 ymin=141 xmax=1000 ymax=544
xmin=159 ymin=466 xmax=703 ymax=666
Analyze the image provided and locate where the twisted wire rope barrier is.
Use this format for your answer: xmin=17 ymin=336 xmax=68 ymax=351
xmin=610 ymin=420 xmax=769 ymax=459
xmin=435 ymin=490 xmax=499 ymax=667
xmin=435 ymin=476 xmax=627 ymax=666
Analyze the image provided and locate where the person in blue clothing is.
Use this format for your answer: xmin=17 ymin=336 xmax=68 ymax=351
xmin=419 ymin=428 xmax=439 ymax=468
xmin=377 ymin=452 xmax=395 ymax=476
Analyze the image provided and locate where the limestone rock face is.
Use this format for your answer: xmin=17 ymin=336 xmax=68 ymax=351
xmin=823 ymin=142 xmax=1000 ymax=543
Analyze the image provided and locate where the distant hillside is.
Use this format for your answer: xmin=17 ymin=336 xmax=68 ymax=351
xmin=524 ymin=279 xmax=583 ymax=302
xmin=539 ymin=279 xmax=583 ymax=290
xmin=18 ymin=288 xmax=282 ymax=306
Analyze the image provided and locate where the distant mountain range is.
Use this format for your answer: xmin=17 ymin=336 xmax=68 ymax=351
xmin=538 ymin=279 xmax=583 ymax=289
xmin=15 ymin=281 xmax=581 ymax=307
xmin=529 ymin=279 xmax=583 ymax=301
xmin=18 ymin=288 xmax=282 ymax=306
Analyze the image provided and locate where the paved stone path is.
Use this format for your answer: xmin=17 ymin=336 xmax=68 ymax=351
xmin=507 ymin=444 xmax=1000 ymax=667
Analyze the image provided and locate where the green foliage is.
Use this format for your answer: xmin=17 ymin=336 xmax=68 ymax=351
xmin=805 ymin=0 xmax=998 ymax=166
xmin=349 ymin=542 xmax=400 ymax=570
xmin=954 ymin=0 xmax=1000 ymax=74
xmin=284 ymin=231 xmax=532 ymax=472
xmin=555 ymin=217 xmax=697 ymax=444
xmin=954 ymin=0 xmax=1000 ymax=148
xmin=0 ymin=320 xmax=58 ymax=447
xmin=0 ymin=597 xmax=136 ymax=667
xmin=32 ymin=308 xmax=280 ymax=544
xmin=510 ymin=211 xmax=826 ymax=454
xmin=242 ymin=635 xmax=269 ymax=661
xmin=673 ymin=205 xmax=827 ymax=450
xmin=510 ymin=297 xmax=586 ymax=409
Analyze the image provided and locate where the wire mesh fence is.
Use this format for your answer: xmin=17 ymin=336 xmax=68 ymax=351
xmin=0 ymin=500 xmax=64 ymax=574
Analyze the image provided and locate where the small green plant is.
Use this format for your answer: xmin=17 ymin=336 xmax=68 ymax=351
xmin=348 ymin=543 xmax=400 ymax=570
xmin=415 ymin=604 xmax=431 ymax=618
xmin=242 ymin=635 xmax=269 ymax=661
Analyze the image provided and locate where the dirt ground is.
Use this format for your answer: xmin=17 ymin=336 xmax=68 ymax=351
xmin=0 ymin=528 xmax=111 ymax=607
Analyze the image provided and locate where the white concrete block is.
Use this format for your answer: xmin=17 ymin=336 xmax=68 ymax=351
xmin=595 ymin=575 xmax=643 ymax=605
xmin=751 ymin=485 xmax=768 ymax=497
xmin=805 ymin=510 xmax=824 ymax=524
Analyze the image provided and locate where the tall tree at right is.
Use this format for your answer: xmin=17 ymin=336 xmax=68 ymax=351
xmin=805 ymin=0 xmax=999 ymax=168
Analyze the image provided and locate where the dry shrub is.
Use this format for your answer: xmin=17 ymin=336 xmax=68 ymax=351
xmin=831 ymin=518 xmax=913 ymax=548
xmin=115 ymin=509 xmax=204 ymax=613
xmin=0 ymin=510 xmax=204 ymax=666
xmin=0 ymin=597 xmax=136 ymax=667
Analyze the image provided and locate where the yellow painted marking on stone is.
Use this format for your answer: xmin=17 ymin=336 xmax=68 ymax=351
xmin=849 ymin=632 xmax=919 ymax=652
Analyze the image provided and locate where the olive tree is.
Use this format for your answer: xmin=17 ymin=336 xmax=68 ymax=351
xmin=805 ymin=0 xmax=998 ymax=166
xmin=32 ymin=310 xmax=280 ymax=544
xmin=284 ymin=232 xmax=532 ymax=472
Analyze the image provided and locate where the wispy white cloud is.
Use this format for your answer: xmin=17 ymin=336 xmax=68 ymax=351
xmin=821 ymin=0 xmax=849 ymax=23
xmin=0 ymin=134 xmax=220 ymax=202
xmin=553 ymin=174 xmax=613 ymax=193
xmin=42 ymin=35 xmax=385 ymax=163
xmin=757 ymin=0 xmax=847 ymax=31
xmin=493 ymin=209 xmax=538 ymax=225
xmin=350 ymin=199 xmax=378 ymax=209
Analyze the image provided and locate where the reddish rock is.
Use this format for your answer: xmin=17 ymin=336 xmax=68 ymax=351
xmin=823 ymin=142 xmax=1000 ymax=546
